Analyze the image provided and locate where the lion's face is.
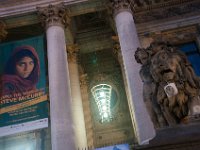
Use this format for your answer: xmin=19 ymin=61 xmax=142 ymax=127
xmin=150 ymin=50 xmax=180 ymax=82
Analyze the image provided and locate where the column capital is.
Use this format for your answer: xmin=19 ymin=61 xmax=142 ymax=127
xmin=67 ymin=44 xmax=79 ymax=63
xmin=0 ymin=21 xmax=8 ymax=42
xmin=37 ymin=3 xmax=70 ymax=29
xmin=109 ymin=0 xmax=132 ymax=16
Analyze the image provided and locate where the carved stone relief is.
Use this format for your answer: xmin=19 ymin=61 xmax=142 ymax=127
xmin=134 ymin=0 xmax=200 ymax=24
xmin=144 ymin=25 xmax=199 ymax=46
xmin=135 ymin=41 xmax=200 ymax=128
xmin=67 ymin=44 xmax=79 ymax=63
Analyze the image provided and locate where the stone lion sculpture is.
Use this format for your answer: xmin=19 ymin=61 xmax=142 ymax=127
xmin=135 ymin=47 xmax=167 ymax=128
xmin=135 ymin=41 xmax=200 ymax=127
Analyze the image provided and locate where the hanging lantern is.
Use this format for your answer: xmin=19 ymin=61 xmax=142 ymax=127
xmin=91 ymin=84 xmax=112 ymax=123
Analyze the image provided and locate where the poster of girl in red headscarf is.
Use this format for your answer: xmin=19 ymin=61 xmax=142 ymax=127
xmin=0 ymin=36 xmax=48 ymax=137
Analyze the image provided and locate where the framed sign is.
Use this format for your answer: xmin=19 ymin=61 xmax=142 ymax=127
xmin=0 ymin=35 xmax=48 ymax=136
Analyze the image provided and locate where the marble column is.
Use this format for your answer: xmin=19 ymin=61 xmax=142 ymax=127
xmin=110 ymin=0 xmax=155 ymax=145
xmin=67 ymin=44 xmax=88 ymax=149
xmin=38 ymin=4 xmax=76 ymax=150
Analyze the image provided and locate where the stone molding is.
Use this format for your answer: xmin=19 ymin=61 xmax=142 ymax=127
xmin=133 ymin=0 xmax=192 ymax=11
xmin=0 ymin=21 xmax=7 ymax=42
xmin=37 ymin=3 xmax=70 ymax=29
xmin=146 ymin=25 xmax=198 ymax=45
xmin=134 ymin=0 xmax=200 ymax=24
xmin=67 ymin=44 xmax=79 ymax=63
xmin=109 ymin=0 xmax=132 ymax=16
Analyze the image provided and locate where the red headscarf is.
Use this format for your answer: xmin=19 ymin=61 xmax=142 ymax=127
xmin=0 ymin=45 xmax=40 ymax=96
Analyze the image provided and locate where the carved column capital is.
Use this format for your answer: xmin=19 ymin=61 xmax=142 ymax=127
xmin=109 ymin=0 xmax=132 ymax=16
xmin=67 ymin=44 xmax=79 ymax=63
xmin=37 ymin=3 xmax=70 ymax=29
xmin=0 ymin=21 xmax=8 ymax=42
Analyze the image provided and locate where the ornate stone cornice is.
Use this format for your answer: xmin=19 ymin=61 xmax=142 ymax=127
xmin=37 ymin=3 xmax=70 ymax=29
xmin=134 ymin=0 xmax=200 ymax=24
xmin=109 ymin=0 xmax=132 ymax=16
xmin=147 ymin=25 xmax=198 ymax=45
xmin=0 ymin=21 xmax=7 ymax=42
xmin=67 ymin=44 xmax=79 ymax=63
xmin=133 ymin=0 xmax=191 ymax=12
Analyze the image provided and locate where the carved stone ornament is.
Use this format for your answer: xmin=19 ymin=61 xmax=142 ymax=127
xmin=109 ymin=0 xmax=131 ymax=16
xmin=135 ymin=41 xmax=200 ymax=128
xmin=134 ymin=0 xmax=200 ymax=24
xmin=80 ymin=74 xmax=88 ymax=87
xmin=37 ymin=3 xmax=70 ymax=29
xmin=0 ymin=21 xmax=8 ymax=42
xmin=66 ymin=44 xmax=79 ymax=63
xmin=112 ymin=36 xmax=123 ymax=65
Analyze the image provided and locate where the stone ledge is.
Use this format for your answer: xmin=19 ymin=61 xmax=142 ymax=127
xmin=135 ymin=122 xmax=200 ymax=150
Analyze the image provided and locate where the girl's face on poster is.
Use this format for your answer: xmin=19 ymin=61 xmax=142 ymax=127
xmin=15 ymin=56 xmax=35 ymax=79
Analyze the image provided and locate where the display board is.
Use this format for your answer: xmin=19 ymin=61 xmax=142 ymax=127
xmin=0 ymin=35 xmax=48 ymax=136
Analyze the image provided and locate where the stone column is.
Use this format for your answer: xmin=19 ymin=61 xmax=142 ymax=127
xmin=80 ymin=74 xmax=95 ymax=149
xmin=67 ymin=44 xmax=88 ymax=149
xmin=38 ymin=4 xmax=76 ymax=150
xmin=110 ymin=0 xmax=155 ymax=145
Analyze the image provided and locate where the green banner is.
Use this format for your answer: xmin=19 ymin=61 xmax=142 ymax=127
xmin=0 ymin=35 xmax=48 ymax=136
